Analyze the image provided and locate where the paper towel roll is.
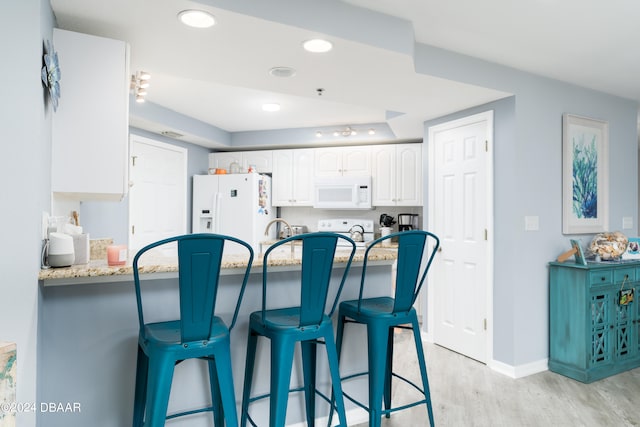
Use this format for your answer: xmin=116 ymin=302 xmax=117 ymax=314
xmin=72 ymin=233 xmax=90 ymax=265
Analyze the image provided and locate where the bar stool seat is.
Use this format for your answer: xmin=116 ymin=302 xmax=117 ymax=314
xmin=240 ymin=232 xmax=356 ymax=427
xmin=131 ymin=233 xmax=254 ymax=427
xmin=331 ymin=230 xmax=440 ymax=427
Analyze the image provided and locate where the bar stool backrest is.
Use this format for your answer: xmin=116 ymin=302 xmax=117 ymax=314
xmin=133 ymin=233 xmax=254 ymax=342
xmin=261 ymin=232 xmax=356 ymax=327
xmin=360 ymin=230 xmax=440 ymax=313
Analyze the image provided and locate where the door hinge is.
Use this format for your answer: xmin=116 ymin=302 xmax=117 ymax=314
xmin=131 ymin=155 xmax=137 ymax=167
xmin=131 ymin=225 xmax=135 ymax=235
xmin=483 ymin=319 xmax=487 ymax=330
xmin=484 ymin=229 xmax=488 ymax=240
xmin=485 ymin=140 xmax=488 ymax=152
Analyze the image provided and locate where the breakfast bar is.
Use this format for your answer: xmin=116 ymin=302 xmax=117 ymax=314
xmin=37 ymin=247 xmax=398 ymax=426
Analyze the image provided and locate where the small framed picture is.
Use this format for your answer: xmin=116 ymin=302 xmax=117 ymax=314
xmin=622 ymin=237 xmax=640 ymax=260
xmin=570 ymin=239 xmax=587 ymax=265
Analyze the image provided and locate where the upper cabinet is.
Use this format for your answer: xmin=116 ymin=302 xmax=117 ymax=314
xmin=51 ymin=29 xmax=130 ymax=201
xmin=371 ymin=143 xmax=422 ymax=206
xmin=314 ymin=146 xmax=371 ymax=177
xmin=272 ymin=149 xmax=315 ymax=206
xmin=209 ymin=150 xmax=273 ymax=173
xmin=209 ymin=152 xmax=241 ymax=172
xmin=243 ymin=150 xmax=273 ymax=173
xmin=212 ymin=143 xmax=422 ymax=207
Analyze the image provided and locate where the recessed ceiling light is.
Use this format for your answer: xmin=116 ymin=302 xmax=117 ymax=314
xmin=262 ymin=103 xmax=281 ymax=112
xmin=178 ymin=10 xmax=216 ymax=28
xmin=269 ymin=66 xmax=297 ymax=78
xmin=303 ymin=39 xmax=333 ymax=53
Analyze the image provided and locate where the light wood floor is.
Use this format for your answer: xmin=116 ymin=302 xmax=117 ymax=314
xmin=353 ymin=330 xmax=640 ymax=427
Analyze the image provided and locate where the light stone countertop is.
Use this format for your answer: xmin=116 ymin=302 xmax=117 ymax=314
xmin=39 ymin=247 xmax=398 ymax=286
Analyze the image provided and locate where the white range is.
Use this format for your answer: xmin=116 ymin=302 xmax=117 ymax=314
xmin=317 ymin=218 xmax=375 ymax=247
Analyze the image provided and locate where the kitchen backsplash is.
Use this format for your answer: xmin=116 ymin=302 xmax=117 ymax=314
xmin=279 ymin=206 xmax=423 ymax=235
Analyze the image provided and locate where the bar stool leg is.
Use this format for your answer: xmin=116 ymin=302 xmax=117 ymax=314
xmin=383 ymin=327 xmax=394 ymax=419
xmin=325 ymin=331 xmax=348 ymax=427
xmin=411 ymin=317 xmax=434 ymax=427
xmin=213 ymin=347 xmax=240 ymax=427
xmin=367 ymin=323 xmax=390 ymax=427
xmin=145 ymin=352 xmax=175 ymax=427
xmin=270 ymin=337 xmax=295 ymax=427
xmin=208 ymin=359 xmax=224 ymax=426
xmin=132 ymin=345 xmax=148 ymax=427
xmin=326 ymin=314 xmax=346 ymax=427
xmin=241 ymin=330 xmax=259 ymax=427
xmin=301 ymin=341 xmax=317 ymax=426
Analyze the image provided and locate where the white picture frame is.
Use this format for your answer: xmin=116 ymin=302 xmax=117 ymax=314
xmin=562 ymin=114 xmax=609 ymax=234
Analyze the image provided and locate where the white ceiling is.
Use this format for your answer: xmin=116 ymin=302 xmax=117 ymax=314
xmin=50 ymin=0 xmax=640 ymax=148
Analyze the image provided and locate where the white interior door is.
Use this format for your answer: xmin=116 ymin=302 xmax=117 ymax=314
xmin=128 ymin=135 xmax=187 ymax=253
xmin=428 ymin=111 xmax=493 ymax=364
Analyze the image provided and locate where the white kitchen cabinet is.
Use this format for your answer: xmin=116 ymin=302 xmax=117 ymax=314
xmin=371 ymin=143 xmax=422 ymax=206
xmin=209 ymin=150 xmax=273 ymax=173
xmin=242 ymin=150 xmax=273 ymax=173
xmin=314 ymin=146 xmax=371 ymax=177
xmin=209 ymin=152 xmax=241 ymax=172
xmin=51 ymin=29 xmax=129 ymax=201
xmin=272 ymin=149 xmax=315 ymax=206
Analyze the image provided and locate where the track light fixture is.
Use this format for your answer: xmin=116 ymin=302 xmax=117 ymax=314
xmin=317 ymin=126 xmax=372 ymax=138
xmin=131 ymin=71 xmax=151 ymax=103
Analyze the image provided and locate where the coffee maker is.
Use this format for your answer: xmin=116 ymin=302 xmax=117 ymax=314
xmin=397 ymin=213 xmax=419 ymax=231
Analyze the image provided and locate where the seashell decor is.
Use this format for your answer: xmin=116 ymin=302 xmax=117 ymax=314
xmin=588 ymin=231 xmax=628 ymax=260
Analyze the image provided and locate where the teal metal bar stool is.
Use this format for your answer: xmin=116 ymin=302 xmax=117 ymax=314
xmin=132 ymin=233 xmax=254 ymax=427
xmin=330 ymin=230 xmax=439 ymax=427
xmin=240 ymin=232 xmax=356 ymax=427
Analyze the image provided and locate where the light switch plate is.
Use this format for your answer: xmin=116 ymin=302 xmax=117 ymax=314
xmin=622 ymin=216 xmax=633 ymax=230
xmin=524 ymin=216 xmax=539 ymax=231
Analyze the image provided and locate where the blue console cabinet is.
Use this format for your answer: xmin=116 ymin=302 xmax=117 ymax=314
xmin=549 ymin=261 xmax=640 ymax=383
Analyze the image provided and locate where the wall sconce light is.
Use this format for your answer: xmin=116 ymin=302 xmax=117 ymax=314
xmin=131 ymin=71 xmax=151 ymax=103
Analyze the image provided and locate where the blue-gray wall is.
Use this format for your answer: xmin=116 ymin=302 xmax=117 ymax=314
xmin=420 ymin=46 xmax=638 ymax=366
xmin=0 ymin=0 xmax=55 ymax=423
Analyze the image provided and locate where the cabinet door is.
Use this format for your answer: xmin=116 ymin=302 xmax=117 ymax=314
xmin=209 ymin=152 xmax=241 ymax=171
xmin=243 ymin=150 xmax=273 ymax=173
xmin=395 ymin=144 xmax=422 ymax=206
xmin=590 ymin=290 xmax=613 ymax=367
xmin=52 ymin=29 xmax=129 ymax=200
xmin=291 ymin=149 xmax=315 ymax=205
xmin=314 ymin=148 xmax=342 ymax=177
xmin=635 ymin=283 xmax=640 ymax=356
xmin=272 ymin=150 xmax=294 ymax=206
xmin=371 ymin=145 xmax=396 ymax=206
xmin=342 ymin=146 xmax=371 ymax=176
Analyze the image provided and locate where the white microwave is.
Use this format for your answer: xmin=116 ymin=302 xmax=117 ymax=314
xmin=313 ymin=176 xmax=372 ymax=209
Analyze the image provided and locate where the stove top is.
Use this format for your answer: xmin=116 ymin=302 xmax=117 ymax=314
xmin=317 ymin=218 xmax=374 ymax=247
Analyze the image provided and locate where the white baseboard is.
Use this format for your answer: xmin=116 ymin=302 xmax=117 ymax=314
xmin=488 ymin=358 xmax=548 ymax=379
xmin=286 ymin=407 xmax=368 ymax=427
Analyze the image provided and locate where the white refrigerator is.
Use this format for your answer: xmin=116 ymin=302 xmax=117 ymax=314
xmin=192 ymin=173 xmax=275 ymax=253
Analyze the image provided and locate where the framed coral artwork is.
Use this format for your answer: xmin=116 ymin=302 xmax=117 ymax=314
xmin=562 ymin=114 xmax=609 ymax=234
